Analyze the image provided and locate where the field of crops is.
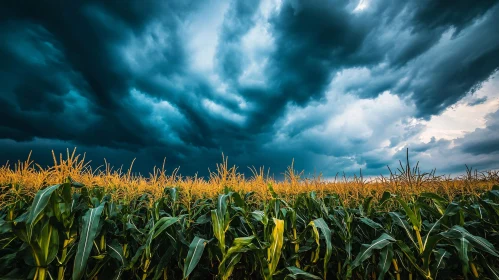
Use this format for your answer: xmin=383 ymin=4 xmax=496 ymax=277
xmin=1 ymin=149 xmax=499 ymax=280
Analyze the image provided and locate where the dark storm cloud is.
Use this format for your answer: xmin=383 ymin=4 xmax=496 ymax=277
xmin=388 ymin=0 xmax=497 ymax=66
xmin=342 ymin=0 xmax=499 ymax=118
xmin=459 ymin=110 xmax=499 ymax=155
xmin=216 ymin=0 xmax=261 ymax=84
xmin=0 ymin=1 xmax=180 ymax=148
xmin=1 ymin=0 xmax=499 ymax=176
xmin=239 ymin=0 xmax=374 ymax=132
xmin=0 ymin=1 xmax=209 ymax=163
xmin=410 ymin=0 xmax=496 ymax=32
xmin=237 ymin=0 xmax=499 ymax=131
xmin=0 ymin=0 xmax=254 ymax=174
xmin=406 ymin=13 xmax=499 ymax=119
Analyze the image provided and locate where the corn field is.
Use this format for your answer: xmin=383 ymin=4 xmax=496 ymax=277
xmin=0 ymin=149 xmax=499 ymax=279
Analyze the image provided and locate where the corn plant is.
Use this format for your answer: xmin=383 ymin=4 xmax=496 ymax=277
xmin=1 ymin=177 xmax=499 ymax=279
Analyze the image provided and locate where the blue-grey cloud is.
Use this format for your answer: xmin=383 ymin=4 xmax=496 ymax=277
xmin=1 ymin=0 xmax=499 ymax=177
xmin=459 ymin=110 xmax=499 ymax=155
xmin=468 ymin=96 xmax=488 ymax=106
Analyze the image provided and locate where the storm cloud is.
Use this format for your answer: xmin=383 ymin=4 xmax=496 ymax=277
xmin=1 ymin=0 xmax=499 ymax=177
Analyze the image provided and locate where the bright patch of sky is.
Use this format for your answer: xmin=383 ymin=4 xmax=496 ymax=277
xmin=353 ymin=0 xmax=370 ymax=13
xmin=419 ymin=73 xmax=499 ymax=142
xmin=202 ymin=98 xmax=246 ymax=125
xmin=121 ymin=21 xmax=173 ymax=74
xmin=185 ymin=0 xmax=230 ymax=73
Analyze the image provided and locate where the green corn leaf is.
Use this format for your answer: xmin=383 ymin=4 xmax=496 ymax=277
xmin=222 ymin=253 xmax=243 ymax=280
xmin=145 ymin=216 xmax=179 ymax=258
xmin=395 ymin=241 xmax=430 ymax=279
xmin=0 ymin=218 xmax=12 ymax=234
xmin=443 ymin=202 xmax=460 ymax=216
xmin=285 ymin=266 xmax=322 ymax=279
xmin=417 ymin=199 xmax=442 ymax=218
xmin=288 ymin=208 xmax=298 ymax=225
xmin=127 ymin=245 xmax=145 ymax=270
xmin=432 ymin=249 xmax=449 ymax=280
xmin=153 ymin=198 xmax=164 ymax=221
xmin=268 ymin=183 xmax=278 ymax=199
xmin=218 ymin=236 xmax=255 ymax=279
xmin=351 ymin=233 xmax=395 ymax=269
xmin=388 ymin=212 xmax=418 ymax=248
xmin=225 ymin=236 xmax=255 ymax=256
xmin=359 ymin=217 xmax=385 ymax=231
xmin=152 ymin=216 xmax=180 ymax=239
xmin=216 ymin=194 xmax=230 ymax=218
xmin=309 ymin=223 xmax=321 ymax=264
xmin=232 ymin=192 xmax=245 ymax=208
xmin=362 ymin=196 xmax=374 ymax=217
xmin=421 ymin=235 xmax=443 ymax=271
xmin=451 ymin=237 xmax=470 ymax=277
xmin=153 ymin=246 xmax=175 ymax=280
xmin=251 ymin=210 xmax=268 ymax=225
xmin=485 ymin=263 xmax=499 ymax=280
xmin=377 ymin=244 xmax=393 ymax=280
xmin=30 ymin=222 xmax=59 ymax=267
xmin=479 ymin=199 xmax=499 ymax=223
xmin=479 ymin=253 xmax=499 ymax=280
xmin=420 ymin=192 xmax=448 ymax=215
xmin=26 ymin=184 xmax=60 ymax=240
xmin=441 ymin=225 xmax=499 ymax=257
xmin=379 ymin=191 xmax=392 ymax=205
xmin=107 ymin=239 xmax=126 ymax=280
xmin=422 ymin=202 xmax=460 ymax=254
xmin=53 ymin=183 xmax=72 ymax=228
xmin=72 ymin=204 xmax=105 ymax=280
xmin=183 ymin=236 xmax=208 ymax=280
xmin=212 ymin=194 xmax=232 ymax=254
xmin=329 ymin=213 xmax=346 ymax=237
xmin=270 ymin=199 xmax=281 ymax=219
xmin=212 ymin=209 xmax=226 ymax=254
xmin=308 ymin=218 xmax=332 ymax=279
xmin=395 ymin=198 xmax=421 ymax=230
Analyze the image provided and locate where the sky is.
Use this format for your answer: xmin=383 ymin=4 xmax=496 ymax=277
xmin=1 ymin=0 xmax=499 ymax=178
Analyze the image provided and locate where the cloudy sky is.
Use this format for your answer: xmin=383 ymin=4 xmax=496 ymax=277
xmin=1 ymin=0 xmax=499 ymax=178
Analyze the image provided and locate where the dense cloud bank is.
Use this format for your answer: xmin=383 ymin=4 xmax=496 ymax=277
xmin=1 ymin=0 xmax=499 ymax=177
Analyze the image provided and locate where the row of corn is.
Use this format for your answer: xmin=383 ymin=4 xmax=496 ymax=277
xmin=0 ymin=178 xmax=498 ymax=279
